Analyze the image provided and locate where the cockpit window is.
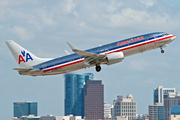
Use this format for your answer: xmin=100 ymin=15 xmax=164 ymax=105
xmin=162 ymin=33 xmax=169 ymax=36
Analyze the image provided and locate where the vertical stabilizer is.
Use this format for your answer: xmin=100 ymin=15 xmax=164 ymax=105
xmin=6 ymin=40 xmax=52 ymax=68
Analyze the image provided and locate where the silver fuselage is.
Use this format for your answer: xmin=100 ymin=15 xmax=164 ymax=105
xmin=22 ymin=33 xmax=176 ymax=76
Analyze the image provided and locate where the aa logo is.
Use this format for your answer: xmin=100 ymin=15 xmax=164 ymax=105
xmin=18 ymin=50 xmax=33 ymax=64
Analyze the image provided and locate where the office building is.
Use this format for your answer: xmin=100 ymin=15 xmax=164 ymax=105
xmin=136 ymin=114 xmax=144 ymax=120
xmin=84 ymin=73 xmax=94 ymax=81
xmin=116 ymin=116 xmax=128 ymax=120
xmin=111 ymin=105 xmax=114 ymax=118
xmin=40 ymin=115 xmax=83 ymax=120
xmin=13 ymin=115 xmax=83 ymax=120
xmin=171 ymin=105 xmax=180 ymax=115
xmin=136 ymin=114 xmax=149 ymax=120
xmin=163 ymin=93 xmax=180 ymax=120
xmin=64 ymin=73 xmax=93 ymax=118
xmin=104 ymin=103 xmax=112 ymax=118
xmin=84 ymin=80 xmax=104 ymax=120
xmin=113 ymin=94 xmax=136 ymax=120
xmin=169 ymin=115 xmax=180 ymax=120
xmin=13 ymin=115 xmax=40 ymax=120
xmin=149 ymin=103 xmax=163 ymax=120
xmin=104 ymin=116 xmax=128 ymax=120
xmin=14 ymin=101 xmax=37 ymax=118
xmin=153 ymin=86 xmax=175 ymax=104
xmin=144 ymin=115 xmax=149 ymax=120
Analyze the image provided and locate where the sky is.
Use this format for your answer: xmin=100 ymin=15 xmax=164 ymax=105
xmin=1 ymin=0 xmax=180 ymax=119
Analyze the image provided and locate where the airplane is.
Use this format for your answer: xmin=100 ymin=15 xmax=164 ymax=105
xmin=6 ymin=32 xmax=176 ymax=76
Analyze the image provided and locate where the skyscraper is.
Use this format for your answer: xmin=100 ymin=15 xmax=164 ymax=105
xmin=84 ymin=73 xmax=94 ymax=81
xmin=84 ymin=80 xmax=104 ymax=120
xmin=14 ymin=101 xmax=37 ymax=118
xmin=149 ymin=103 xmax=163 ymax=120
xmin=104 ymin=103 xmax=112 ymax=118
xmin=64 ymin=73 xmax=93 ymax=118
xmin=153 ymin=86 xmax=175 ymax=104
xmin=113 ymin=95 xmax=136 ymax=120
xmin=163 ymin=93 xmax=180 ymax=120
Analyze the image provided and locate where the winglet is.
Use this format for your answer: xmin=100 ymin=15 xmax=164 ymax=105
xmin=67 ymin=42 xmax=77 ymax=51
xmin=64 ymin=50 xmax=70 ymax=55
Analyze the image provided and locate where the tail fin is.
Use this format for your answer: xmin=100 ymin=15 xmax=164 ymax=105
xmin=6 ymin=40 xmax=52 ymax=68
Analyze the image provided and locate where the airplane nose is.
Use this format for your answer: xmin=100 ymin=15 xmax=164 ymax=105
xmin=171 ymin=35 xmax=176 ymax=41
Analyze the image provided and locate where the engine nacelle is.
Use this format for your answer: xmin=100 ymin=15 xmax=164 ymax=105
xmin=106 ymin=52 xmax=124 ymax=65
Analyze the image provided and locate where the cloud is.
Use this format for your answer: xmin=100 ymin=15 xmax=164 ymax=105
xmin=0 ymin=0 xmax=21 ymax=7
xmin=27 ymin=19 xmax=42 ymax=31
xmin=129 ymin=59 xmax=150 ymax=70
xmin=106 ymin=8 xmax=148 ymax=27
xmin=62 ymin=0 xmax=76 ymax=14
xmin=143 ymin=78 xmax=167 ymax=86
xmin=140 ymin=0 xmax=154 ymax=6
xmin=39 ymin=10 xmax=56 ymax=26
xmin=8 ymin=26 xmax=35 ymax=41
xmin=104 ymin=7 xmax=180 ymax=31
xmin=78 ymin=22 xmax=87 ymax=28
xmin=106 ymin=2 xmax=122 ymax=13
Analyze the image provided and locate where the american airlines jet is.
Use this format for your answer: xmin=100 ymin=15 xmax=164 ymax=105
xmin=6 ymin=32 xmax=176 ymax=76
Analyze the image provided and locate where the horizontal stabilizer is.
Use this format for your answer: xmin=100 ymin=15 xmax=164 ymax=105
xmin=64 ymin=50 xmax=70 ymax=55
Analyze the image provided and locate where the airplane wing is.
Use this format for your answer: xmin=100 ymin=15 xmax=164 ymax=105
xmin=67 ymin=42 xmax=107 ymax=66
xmin=67 ymin=42 xmax=106 ymax=58
xmin=13 ymin=68 xmax=33 ymax=72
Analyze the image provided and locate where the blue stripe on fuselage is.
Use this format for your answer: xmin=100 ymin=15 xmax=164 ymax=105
xmin=33 ymin=32 xmax=166 ymax=70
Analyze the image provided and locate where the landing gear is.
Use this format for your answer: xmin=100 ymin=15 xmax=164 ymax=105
xmin=160 ymin=47 xmax=164 ymax=53
xmin=95 ymin=64 xmax=101 ymax=72
xmin=161 ymin=50 xmax=164 ymax=53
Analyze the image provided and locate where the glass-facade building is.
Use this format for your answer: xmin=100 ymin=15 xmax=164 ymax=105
xmin=14 ymin=101 xmax=37 ymax=118
xmin=154 ymin=86 xmax=175 ymax=104
xmin=158 ymin=106 xmax=163 ymax=120
xmin=64 ymin=73 xmax=93 ymax=118
xmin=84 ymin=73 xmax=94 ymax=81
xmin=171 ymin=105 xmax=180 ymax=115
xmin=149 ymin=104 xmax=163 ymax=120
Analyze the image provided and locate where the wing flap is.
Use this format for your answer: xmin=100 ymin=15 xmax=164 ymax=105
xmin=13 ymin=68 xmax=33 ymax=72
xmin=67 ymin=42 xmax=107 ymax=67
xmin=74 ymin=49 xmax=106 ymax=58
xmin=67 ymin=42 xmax=106 ymax=58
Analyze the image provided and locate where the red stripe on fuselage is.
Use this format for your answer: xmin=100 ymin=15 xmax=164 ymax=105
xmin=43 ymin=59 xmax=83 ymax=72
xmin=43 ymin=35 xmax=174 ymax=72
xmin=107 ymin=35 xmax=173 ymax=54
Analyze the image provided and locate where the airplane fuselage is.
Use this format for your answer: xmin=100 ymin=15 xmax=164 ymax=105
xmin=12 ymin=32 xmax=176 ymax=76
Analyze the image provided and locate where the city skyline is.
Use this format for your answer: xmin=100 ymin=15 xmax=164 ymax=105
xmin=1 ymin=0 xmax=180 ymax=120
xmin=11 ymin=85 xmax=180 ymax=120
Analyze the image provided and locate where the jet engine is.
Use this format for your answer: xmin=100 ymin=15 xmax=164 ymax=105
xmin=106 ymin=52 xmax=124 ymax=65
